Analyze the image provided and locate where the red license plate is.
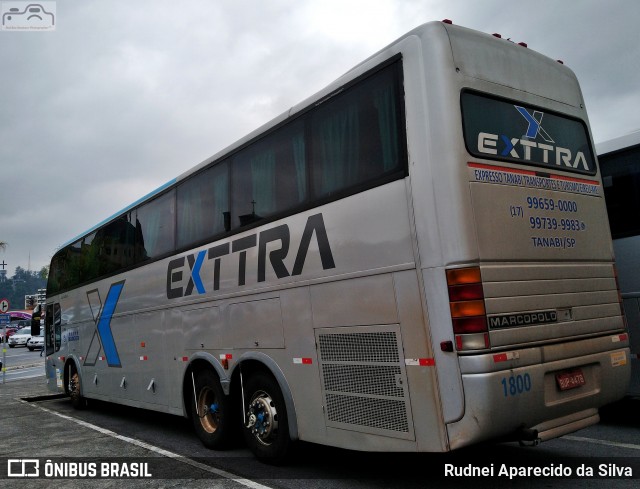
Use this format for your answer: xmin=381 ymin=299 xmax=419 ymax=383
xmin=555 ymin=369 xmax=586 ymax=391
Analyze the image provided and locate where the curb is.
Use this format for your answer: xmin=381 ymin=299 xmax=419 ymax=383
xmin=2 ymin=362 xmax=44 ymax=372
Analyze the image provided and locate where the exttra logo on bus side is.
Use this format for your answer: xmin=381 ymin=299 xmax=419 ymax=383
xmin=166 ymin=213 xmax=335 ymax=299
xmin=477 ymin=106 xmax=591 ymax=172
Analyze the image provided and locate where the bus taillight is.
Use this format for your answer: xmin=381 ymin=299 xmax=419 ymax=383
xmin=446 ymin=267 xmax=490 ymax=351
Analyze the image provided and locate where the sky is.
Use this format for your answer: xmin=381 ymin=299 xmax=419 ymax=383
xmin=1 ymin=0 xmax=639 ymax=275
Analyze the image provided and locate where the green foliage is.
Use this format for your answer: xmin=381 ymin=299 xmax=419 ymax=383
xmin=0 ymin=266 xmax=47 ymax=310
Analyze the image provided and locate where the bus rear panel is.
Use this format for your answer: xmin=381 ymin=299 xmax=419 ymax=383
xmin=422 ymin=22 xmax=629 ymax=448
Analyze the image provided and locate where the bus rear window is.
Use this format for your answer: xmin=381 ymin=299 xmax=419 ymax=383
xmin=461 ymin=91 xmax=596 ymax=176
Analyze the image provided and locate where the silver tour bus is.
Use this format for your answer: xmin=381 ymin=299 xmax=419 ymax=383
xmin=45 ymin=21 xmax=629 ymax=462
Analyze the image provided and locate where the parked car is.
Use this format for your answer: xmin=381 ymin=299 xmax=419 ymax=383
xmin=8 ymin=327 xmax=32 ymax=348
xmin=26 ymin=334 xmax=44 ymax=351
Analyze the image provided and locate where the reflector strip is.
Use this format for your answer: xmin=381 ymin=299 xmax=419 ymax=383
xmin=493 ymin=351 xmax=520 ymax=363
xmin=612 ymin=334 xmax=628 ymax=342
xmin=293 ymin=358 xmax=313 ymax=364
xmin=219 ymin=353 xmax=232 ymax=360
xmin=405 ymin=358 xmax=435 ymax=366
xmin=99 ymin=355 xmax=105 ymax=361
xmin=140 ymin=356 xmax=148 ymax=361
xmin=181 ymin=356 xmax=189 ymax=362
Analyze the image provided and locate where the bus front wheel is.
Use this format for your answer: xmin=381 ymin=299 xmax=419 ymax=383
xmin=242 ymin=371 xmax=291 ymax=464
xmin=69 ymin=368 xmax=87 ymax=409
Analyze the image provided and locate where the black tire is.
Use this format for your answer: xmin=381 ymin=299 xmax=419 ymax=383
xmin=8 ymin=345 xmax=14 ymax=348
xmin=69 ymin=367 xmax=87 ymax=409
xmin=191 ymin=369 xmax=233 ymax=450
xmin=28 ymin=347 xmax=34 ymax=351
xmin=242 ymin=371 xmax=291 ymax=464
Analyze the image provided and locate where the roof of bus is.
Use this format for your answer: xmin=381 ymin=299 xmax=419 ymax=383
xmin=596 ymin=129 xmax=640 ymax=156
xmin=56 ymin=20 xmax=576 ymax=254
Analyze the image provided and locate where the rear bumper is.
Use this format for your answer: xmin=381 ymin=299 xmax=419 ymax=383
xmin=446 ymin=335 xmax=630 ymax=449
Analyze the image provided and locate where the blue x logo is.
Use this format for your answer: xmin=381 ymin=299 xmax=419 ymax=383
xmin=85 ymin=281 xmax=125 ymax=367
xmin=515 ymin=106 xmax=554 ymax=143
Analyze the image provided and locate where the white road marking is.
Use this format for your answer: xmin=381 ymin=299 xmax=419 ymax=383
xmin=564 ymin=435 xmax=640 ymax=451
xmin=24 ymin=400 xmax=272 ymax=489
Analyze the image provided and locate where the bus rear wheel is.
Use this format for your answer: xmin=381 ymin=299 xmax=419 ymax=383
xmin=242 ymin=371 xmax=290 ymax=464
xmin=191 ymin=370 xmax=233 ymax=449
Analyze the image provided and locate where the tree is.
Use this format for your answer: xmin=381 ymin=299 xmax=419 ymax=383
xmin=38 ymin=266 xmax=49 ymax=281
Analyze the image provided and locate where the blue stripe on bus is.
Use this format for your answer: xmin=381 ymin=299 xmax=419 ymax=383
xmin=97 ymin=281 xmax=125 ymax=367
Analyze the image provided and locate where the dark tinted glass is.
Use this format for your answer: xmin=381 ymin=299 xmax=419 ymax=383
xmin=311 ymin=63 xmax=404 ymax=198
xmin=136 ymin=190 xmax=176 ymax=261
xmin=462 ymin=92 xmax=596 ymax=176
xmin=600 ymin=145 xmax=640 ymax=239
xmin=48 ymin=58 xmax=407 ymax=295
xmin=177 ymin=162 xmax=229 ymax=248
xmin=231 ymin=121 xmax=306 ymax=228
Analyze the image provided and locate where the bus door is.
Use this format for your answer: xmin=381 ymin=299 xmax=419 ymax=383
xmin=45 ymin=303 xmax=63 ymax=390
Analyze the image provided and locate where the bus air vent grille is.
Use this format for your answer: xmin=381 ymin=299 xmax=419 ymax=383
xmin=316 ymin=325 xmax=415 ymax=440
xmin=318 ymin=331 xmax=399 ymax=363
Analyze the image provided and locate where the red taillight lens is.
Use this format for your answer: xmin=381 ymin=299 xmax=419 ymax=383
xmin=452 ymin=316 xmax=487 ymax=334
xmin=447 ymin=283 xmax=484 ymax=302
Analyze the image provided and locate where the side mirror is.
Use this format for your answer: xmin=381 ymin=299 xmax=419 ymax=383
xmin=31 ymin=305 xmax=41 ymax=335
xmin=31 ymin=318 xmax=41 ymax=336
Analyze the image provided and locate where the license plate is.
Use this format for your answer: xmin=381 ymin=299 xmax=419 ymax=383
xmin=555 ymin=369 xmax=586 ymax=391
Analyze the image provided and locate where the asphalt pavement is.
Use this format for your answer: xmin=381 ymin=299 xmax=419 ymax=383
xmin=0 ymin=376 xmax=248 ymax=488
xmin=1 ymin=373 xmax=638 ymax=489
